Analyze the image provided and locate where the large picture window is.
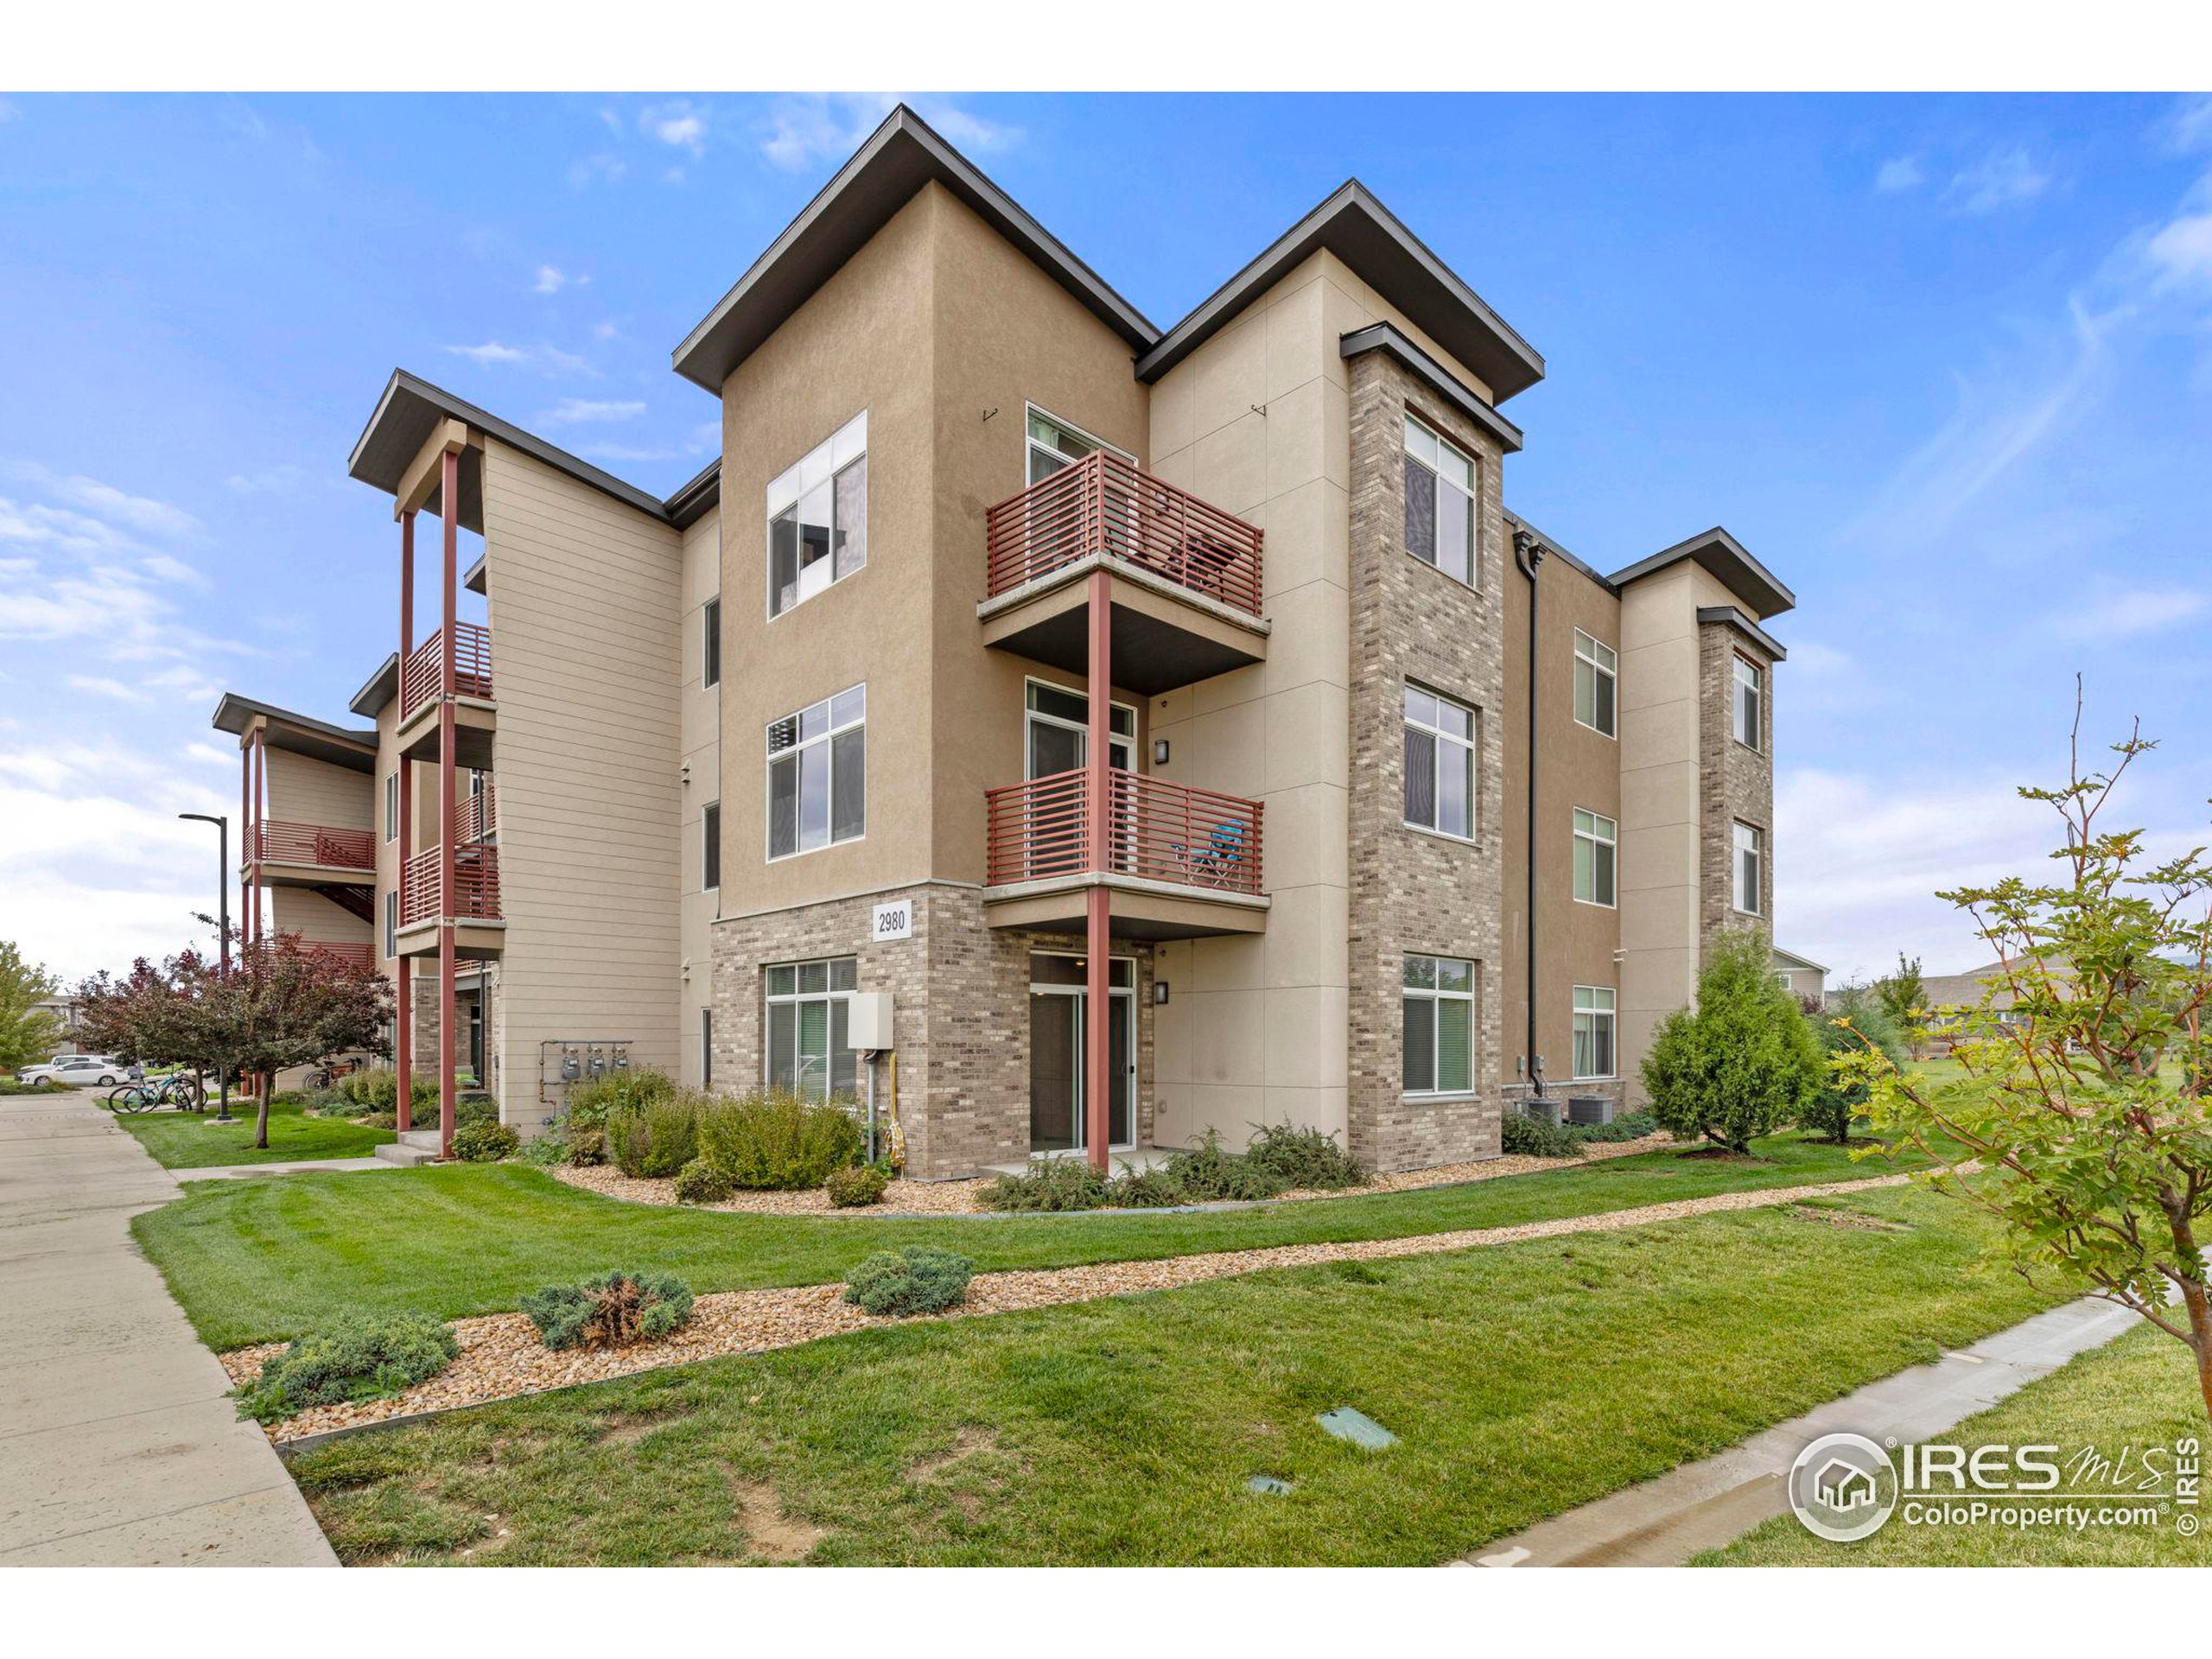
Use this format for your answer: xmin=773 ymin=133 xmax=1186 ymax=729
xmin=767 ymin=685 xmax=865 ymax=860
xmin=1573 ymin=630 xmax=1618 ymax=738
xmin=1734 ymin=821 xmax=1764 ymax=915
xmin=1573 ymin=986 xmax=1617 ymax=1079
xmin=1733 ymin=655 xmax=1763 ymax=751
xmin=1402 ymin=684 xmax=1476 ymax=840
xmin=765 ymin=957 xmax=860 ymax=1102
xmin=1573 ymin=808 xmax=1618 ymax=907
xmin=766 ymin=411 xmax=868 ymax=619
xmin=1402 ymin=953 xmax=1475 ymax=1096
xmin=1402 ymin=415 xmax=1476 ymax=587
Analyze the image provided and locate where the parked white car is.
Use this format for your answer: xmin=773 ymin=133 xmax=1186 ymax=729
xmin=17 ymin=1055 xmax=137 ymax=1089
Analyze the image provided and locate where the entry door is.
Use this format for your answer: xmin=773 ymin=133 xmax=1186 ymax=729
xmin=1027 ymin=958 xmax=1135 ymax=1154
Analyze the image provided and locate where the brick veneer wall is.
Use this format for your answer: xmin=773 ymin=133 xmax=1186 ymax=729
xmin=710 ymin=882 xmax=1154 ymax=1179
xmin=1697 ymin=623 xmax=1776 ymax=949
xmin=1344 ymin=351 xmax=1508 ymax=1171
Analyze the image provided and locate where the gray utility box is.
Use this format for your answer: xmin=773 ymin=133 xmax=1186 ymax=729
xmin=1567 ymin=1095 xmax=1614 ymax=1127
xmin=1518 ymin=1096 xmax=1561 ymax=1127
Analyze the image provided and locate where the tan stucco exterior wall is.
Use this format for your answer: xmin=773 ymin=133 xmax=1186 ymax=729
xmin=1501 ymin=556 xmax=1626 ymax=1095
xmin=480 ymin=438 xmax=684 ymax=1123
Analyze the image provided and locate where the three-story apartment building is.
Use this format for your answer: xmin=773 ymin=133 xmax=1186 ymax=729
xmin=215 ymin=106 xmax=1794 ymax=1170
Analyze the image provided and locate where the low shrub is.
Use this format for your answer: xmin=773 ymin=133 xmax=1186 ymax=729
xmin=565 ymin=1069 xmax=676 ymax=1136
xmin=1501 ymin=1109 xmax=1585 ymax=1159
xmin=673 ymin=1155 xmax=735 ymax=1205
xmin=696 ymin=1090 xmax=863 ymax=1190
xmin=1159 ymin=1128 xmax=1287 ymax=1203
xmin=232 ymin=1314 xmax=458 ymax=1424
xmin=608 ymin=1091 xmax=702 ymax=1179
xmin=514 ymin=1130 xmax=570 ymax=1167
xmin=1567 ymin=1109 xmax=1662 ymax=1144
xmin=824 ymin=1162 xmax=890 ymax=1207
xmin=1104 ymin=1164 xmax=1188 ymax=1208
xmin=302 ymin=1087 xmax=359 ymax=1118
xmin=522 ymin=1270 xmax=695 ymax=1351
xmin=1240 ymin=1121 xmax=1366 ymax=1192
xmin=452 ymin=1120 xmax=519 ymax=1162
xmin=567 ymin=1128 xmax=608 ymax=1167
xmin=981 ymin=1157 xmax=1113 ymax=1211
xmin=338 ymin=1068 xmax=438 ymax=1116
xmin=454 ymin=1096 xmax=499 ymax=1131
xmin=360 ymin=1110 xmax=398 ymax=1132
xmin=842 ymin=1247 xmax=974 ymax=1316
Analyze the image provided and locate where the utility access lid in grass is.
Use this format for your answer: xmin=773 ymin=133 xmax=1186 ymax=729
xmin=1316 ymin=1408 xmax=1397 ymax=1450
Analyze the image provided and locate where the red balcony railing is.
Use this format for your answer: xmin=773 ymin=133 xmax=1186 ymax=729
xmin=454 ymin=785 xmax=497 ymax=845
xmin=250 ymin=820 xmax=375 ymax=872
xmin=400 ymin=620 xmax=493 ymax=723
xmin=248 ymin=936 xmax=375 ymax=974
xmin=984 ymin=768 xmax=1263 ymax=899
xmin=984 ymin=452 xmax=1264 ymax=617
xmin=400 ymin=843 xmax=503 ymax=929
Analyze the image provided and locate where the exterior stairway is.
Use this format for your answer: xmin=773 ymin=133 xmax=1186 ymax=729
xmin=374 ymin=1128 xmax=443 ymax=1167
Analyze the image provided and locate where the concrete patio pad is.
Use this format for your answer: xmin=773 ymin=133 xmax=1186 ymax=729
xmin=0 ymin=1090 xmax=336 ymax=1567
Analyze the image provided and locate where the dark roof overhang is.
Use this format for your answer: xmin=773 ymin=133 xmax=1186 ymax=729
xmin=1139 ymin=181 xmax=1544 ymax=403
xmin=210 ymin=694 xmax=378 ymax=772
xmin=1609 ymin=527 xmax=1796 ymax=620
xmin=1340 ymin=322 xmax=1522 ymax=454
xmin=349 ymin=653 xmax=398 ymax=721
xmin=1696 ymin=604 xmax=1789 ymax=662
xmin=347 ymin=368 xmax=670 ymax=531
xmin=671 ymin=105 xmax=1158 ymax=394
xmin=664 ymin=459 xmax=721 ymax=530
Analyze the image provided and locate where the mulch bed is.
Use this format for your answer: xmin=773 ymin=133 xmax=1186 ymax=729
xmin=229 ymin=1166 xmax=1910 ymax=1444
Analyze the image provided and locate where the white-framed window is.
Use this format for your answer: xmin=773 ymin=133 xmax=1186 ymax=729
xmin=1402 ymin=683 xmax=1476 ymax=840
xmin=1573 ymin=808 xmax=1618 ymax=907
xmin=1573 ymin=630 xmax=1618 ymax=739
xmin=702 ymin=597 xmax=721 ymax=689
xmin=383 ymin=890 xmax=397 ymax=959
xmin=1734 ymin=821 xmax=1764 ymax=915
xmin=1402 ymin=414 xmax=1476 ymax=587
xmin=766 ymin=411 xmax=867 ymax=619
xmin=700 ymin=1007 xmax=714 ymax=1090
xmin=766 ymin=685 xmax=865 ymax=861
xmin=1024 ymin=677 xmax=1135 ymax=778
xmin=384 ymin=772 xmax=398 ymax=842
xmin=702 ymin=801 xmax=720 ymax=891
xmin=1572 ymin=986 xmax=1617 ymax=1080
xmin=1732 ymin=655 xmax=1763 ymax=751
xmin=1403 ymin=954 xmax=1476 ymax=1096
xmin=765 ymin=956 xmax=859 ymax=1102
xmin=1026 ymin=405 xmax=1130 ymax=486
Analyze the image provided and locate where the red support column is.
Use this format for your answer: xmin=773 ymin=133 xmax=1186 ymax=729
xmin=249 ymin=728 xmax=264 ymax=946
xmin=395 ymin=510 xmax=414 ymax=1133
xmin=437 ymin=450 xmax=459 ymax=1160
xmin=1084 ymin=569 xmax=1111 ymax=1173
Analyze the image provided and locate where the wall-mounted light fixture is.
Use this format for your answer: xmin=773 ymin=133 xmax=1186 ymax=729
xmin=1154 ymin=982 xmax=1170 ymax=1006
xmin=1153 ymin=739 xmax=1171 ymax=766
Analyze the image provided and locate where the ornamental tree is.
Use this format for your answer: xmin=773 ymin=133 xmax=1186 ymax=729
xmin=1874 ymin=954 xmax=1929 ymax=1058
xmin=1642 ymin=925 xmax=1824 ymax=1154
xmin=1847 ymin=704 xmax=2212 ymax=1424
xmin=0 ymin=940 xmax=66 ymax=1075
xmin=1802 ymin=982 xmax=1906 ymax=1146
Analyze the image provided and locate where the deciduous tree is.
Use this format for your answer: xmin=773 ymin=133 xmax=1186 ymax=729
xmin=0 ymin=940 xmax=65 ymax=1075
xmin=1642 ymin=926 xmax=1824 ymax=1153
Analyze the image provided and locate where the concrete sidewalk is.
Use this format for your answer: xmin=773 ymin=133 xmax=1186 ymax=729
xmin=176 ymin=1156 xmax=393 ymax=1182
xmin=0 ymin=1090 xmax=337 ymax=1567
xmin=1459 ymin=1295 xmax=2139 ymax=1567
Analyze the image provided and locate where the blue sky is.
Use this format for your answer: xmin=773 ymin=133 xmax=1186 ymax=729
xmin=3 ymin=91 xmax=2209 ymax=987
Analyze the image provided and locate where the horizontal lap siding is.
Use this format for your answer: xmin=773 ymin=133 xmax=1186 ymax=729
xmin=483 ymin=442 xmax=683 ymax=1108
xmin=267 ymin=749 xmax=375 ymax=830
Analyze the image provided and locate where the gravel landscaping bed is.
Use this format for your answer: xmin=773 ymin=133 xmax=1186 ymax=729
xmin=543 ymin=1132 xmax=1676 ymax=1217
xmin=228 ymin=1165 xmax=1907 ymax=1442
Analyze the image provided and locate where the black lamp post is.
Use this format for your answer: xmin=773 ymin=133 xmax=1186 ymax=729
xmin=177 ymin=812 xmax=232 ymax=1122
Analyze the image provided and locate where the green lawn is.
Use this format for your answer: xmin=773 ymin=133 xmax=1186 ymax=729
xmin=1699 ymin=1323 xmax=2212 ymax=1566
xmin=283 ymin=1185 xmax=2059 ymax=1566
xmin=137 ymin=1135 xmax=1919 ymax=1351
xmin=116 ymin=1098 xmax=394 ymax=1171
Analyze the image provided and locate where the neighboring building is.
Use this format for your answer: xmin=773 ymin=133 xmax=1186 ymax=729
xmin=213 ymin=106 xmax=1796 ymax=1170
xmin=31 ymin=995 xmax=81 ymax=1058
xmin=1772 ymin=947 xmax=1828 ymax=1003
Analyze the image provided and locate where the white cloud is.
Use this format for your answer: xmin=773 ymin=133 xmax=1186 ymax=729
xmin=2145 ymin=212 xmax=2212 ymax=292
xmin=533 ymin=264 xmax=588 ymax=295
xmin=641 ymin=100 xmax=705 ymax=156
xmin=536 ymin=397 xmax=645 ymax=425
xmin=2162 ymin=92 xmax=2212 ymax=156
xmin=444 ymin=340 xmax=528 ymax=365
xmin=2046 ymin=587 xmax=2209 ymax=640
xmin=442 ymin=340 xmax=595 ymax=377
xmin=758 ymin=94 xmax=1018 ymax=172
xmin=569 ymin=152 xmax=627 ymax=189
xmin=1874 ymin=156 xmax=1925 ymax=193
xmin=224 ymin=465 xmax=304 ymax=495
xmin=0 ymin=461 xmax=201 ymax=542
xmin=592 ymin=320 xmax=622 ymax=341
xmin=66 ymin=674 xmax=148 ymax=703
xmin=1947 ymin=147 xmax=2051 ymax=215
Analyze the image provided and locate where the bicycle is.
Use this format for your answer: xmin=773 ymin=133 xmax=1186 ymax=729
xmin=105 ymin=1082 xmax=162 ymax=1114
